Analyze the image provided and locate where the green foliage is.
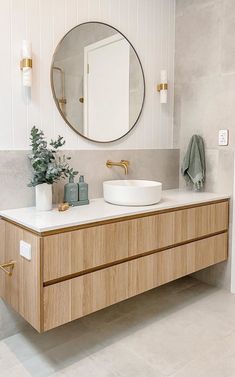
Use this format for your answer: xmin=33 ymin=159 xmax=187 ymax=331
xmin=28 ymin=126 xmax=78 ymax=187
xmin=68 ymin=168 xmax=78 ymax=181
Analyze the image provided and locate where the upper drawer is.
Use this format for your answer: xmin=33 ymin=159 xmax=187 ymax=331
xmin=43 ymin=221 xmax=129 ymax=282
xmin=43 ymin=200 xmax=228 ymax=283
xmin=128 ymin=200 xmax=228 ymax=255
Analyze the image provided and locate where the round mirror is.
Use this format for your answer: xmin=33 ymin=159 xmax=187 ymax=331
xmin=51 ymin=22 xmax=145 ymax=143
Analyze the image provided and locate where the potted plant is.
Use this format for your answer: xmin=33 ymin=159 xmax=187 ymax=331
xmin=28 ymin=126 xmax=77 ymax=211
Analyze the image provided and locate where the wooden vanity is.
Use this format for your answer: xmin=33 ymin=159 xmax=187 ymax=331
xmin=0 ymin=190 xmax=229 ymax=332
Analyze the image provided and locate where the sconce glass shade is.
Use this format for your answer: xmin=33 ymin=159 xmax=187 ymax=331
xmin=21 ymin=40 xmax=32 ymax=87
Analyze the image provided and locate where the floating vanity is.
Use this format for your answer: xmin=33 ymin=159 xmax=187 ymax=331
xmin=0 ymin=189 xmax=229 ymax=332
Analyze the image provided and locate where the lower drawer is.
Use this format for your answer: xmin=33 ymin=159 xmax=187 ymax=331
xmin=43 ymin=233 xmax=227 ymax=331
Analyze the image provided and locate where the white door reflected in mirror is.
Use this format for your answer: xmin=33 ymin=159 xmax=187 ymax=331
xmin=84 ymin=35 xmax=130 ymax=141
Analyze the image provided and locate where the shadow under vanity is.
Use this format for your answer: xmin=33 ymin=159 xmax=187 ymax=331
xmin=0 ymin=190 xmax=229 ymax=332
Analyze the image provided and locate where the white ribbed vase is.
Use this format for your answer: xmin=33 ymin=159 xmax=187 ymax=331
xmin=35 ymin=183 xmax=52 ymax=211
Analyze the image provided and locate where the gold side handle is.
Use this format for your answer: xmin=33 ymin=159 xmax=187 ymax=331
xmin=0 ymin=261 xmax=16 ymax=276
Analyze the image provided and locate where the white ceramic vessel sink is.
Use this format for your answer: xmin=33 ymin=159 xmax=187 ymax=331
xmin=103 ymin=180 xmax=162 ymax=206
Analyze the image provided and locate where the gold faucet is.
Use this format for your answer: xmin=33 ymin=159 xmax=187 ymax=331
xmin=106 ymin=160 xmax=130 ymax=175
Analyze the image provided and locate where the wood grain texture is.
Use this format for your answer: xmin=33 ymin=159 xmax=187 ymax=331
xmin=0 ymin=221 xmax=42 ymax=332
xmin=129 ymin=201 xmax=228 ymax=255
xmin=43 ymin=201 xmax=228 ymax=282
xmin=43 ymin=233 xmax=227 ymax=331
xmin=43 ymin=221 xmax=129 ymax=282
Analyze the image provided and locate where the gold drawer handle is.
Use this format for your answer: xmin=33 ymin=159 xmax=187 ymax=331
xmin=0 ymin=261 xmax=16 ymax=276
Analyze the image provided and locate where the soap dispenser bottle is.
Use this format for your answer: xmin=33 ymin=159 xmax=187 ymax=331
xmin=78 ymin=175 xmax=89 ymax=205
xmin=64 ymin=170 xmax=78 ymax=205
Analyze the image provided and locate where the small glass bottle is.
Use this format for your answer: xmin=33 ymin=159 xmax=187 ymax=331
xmin=78 ymin=175 xmax=89 ymax=204
xmin=64 ymin=175 xmax=78 ymax=204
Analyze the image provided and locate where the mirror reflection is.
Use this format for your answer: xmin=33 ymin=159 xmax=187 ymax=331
xmin=51 ymin=22 xmax=145 ymax=143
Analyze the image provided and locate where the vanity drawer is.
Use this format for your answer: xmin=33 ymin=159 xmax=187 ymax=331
xmin=43 ymin=232 xmax=227 ymax=331
xmin=43 ymin=201 xmax=228 ymax=283
xmin=129 ymin=201 xmax=228 ymax=255
xmin=43 ymin=221 xmax=129 ymax=282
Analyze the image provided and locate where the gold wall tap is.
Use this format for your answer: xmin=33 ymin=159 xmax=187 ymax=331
xmin=106 ymin=160 xmax=130 ymax=175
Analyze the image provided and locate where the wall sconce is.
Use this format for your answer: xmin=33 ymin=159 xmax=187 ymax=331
xmin=157 ymin=70 xmax=168 ymax=104
xmin=20 ymin=40 xmax=32 ymax=87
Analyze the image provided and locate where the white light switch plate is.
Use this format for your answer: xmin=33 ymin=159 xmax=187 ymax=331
xmin=20 ymin=240 xmax=32 ymax=261
xmin=218 ymin=129 xmax=229 ymax=146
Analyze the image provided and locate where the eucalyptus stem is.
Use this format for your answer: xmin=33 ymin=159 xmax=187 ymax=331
xmin=28 ymin=126 xmax=78 ymax=187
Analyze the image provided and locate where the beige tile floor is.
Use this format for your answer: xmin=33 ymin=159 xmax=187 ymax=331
xmin=1 ymin=276 xmax=235 ymax=377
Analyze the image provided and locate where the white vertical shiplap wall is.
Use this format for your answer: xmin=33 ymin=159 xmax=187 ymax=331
xmin=0 ymin=0 xmax=175 ymax=150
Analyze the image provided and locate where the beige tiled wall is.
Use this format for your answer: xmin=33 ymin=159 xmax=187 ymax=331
xmin=175 ymin=0 xmax=235 ymax=290
xmin=0 ymin=149 xmax=179 ymax=211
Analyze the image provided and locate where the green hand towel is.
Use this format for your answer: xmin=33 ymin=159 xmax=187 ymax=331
xmin=181 ymin=135 xmax=206 ymax=191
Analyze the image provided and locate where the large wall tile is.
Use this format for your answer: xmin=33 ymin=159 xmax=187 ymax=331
xmin=175 ymin=1 xmax=221 ymax=83
xmin=176 ymin=0 xmax=219 ymax=17
xmin=178 ymin=74 xmax=235 ymax=152
xmin=0 ymin=151 xmax=34 ymax=210
xmin=221 ymin=0 xmax=235 ymax=74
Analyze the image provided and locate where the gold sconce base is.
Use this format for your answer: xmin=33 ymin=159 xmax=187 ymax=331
xmin=157 ymin=83 xmax=168 ymax=92
xmin=20 ymin=58 xmax=33 ymax=70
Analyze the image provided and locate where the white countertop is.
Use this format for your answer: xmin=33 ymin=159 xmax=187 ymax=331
xmin=0 ymin=189 xmax=230 ymax=234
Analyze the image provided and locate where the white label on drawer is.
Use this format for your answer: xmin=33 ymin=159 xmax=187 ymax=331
xmin=20 ymin=240 xmax=32 ymax=261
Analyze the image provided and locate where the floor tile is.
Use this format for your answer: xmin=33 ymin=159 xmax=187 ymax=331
xmin=0 ymin=343 xmax=21 ymax=372
xmin=1 ymin=364 xmax=32 ymax=377
xmin=90 ymin=341 xmax=165 ymax=377
xmin=1 ymin=277 xmax=235 ymax=377
xmin=54 ymin=355 xmax=119 ymax=377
